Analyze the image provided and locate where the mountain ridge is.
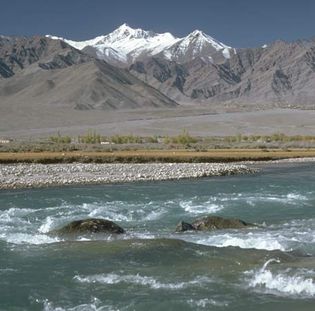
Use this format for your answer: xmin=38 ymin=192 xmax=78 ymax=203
xmin=1 ymin=24 xmax=315 ymax=111
xmin=46 ymin=23 xmax=233 ymax=67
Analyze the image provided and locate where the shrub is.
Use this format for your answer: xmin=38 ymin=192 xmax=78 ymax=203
xmin=78 ymin=131 xmax=101 ymax=144
xmin=164 ymin=130 xmax=198 ymax=145
xmin=110 ymin=135 xmax=142 ymax=144
xmin=50 ymin=133 xmax=71 ymax=144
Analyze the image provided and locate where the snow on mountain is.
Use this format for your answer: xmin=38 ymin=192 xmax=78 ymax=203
xmin=178 ymin=30 xmax=231 ymax=55
xmin=161 ymin=29 xmax=233 ymax=63
xmin=46 ymin=24 xmax=233 ymax=66
xmin=88 ymin=23 xmax=179 ymax=64
xmin=48 ymin=24 xmax=178 ymax=65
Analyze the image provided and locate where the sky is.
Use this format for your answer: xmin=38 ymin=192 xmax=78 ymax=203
xmin=1 ymin=0 xmax=315 ymax=47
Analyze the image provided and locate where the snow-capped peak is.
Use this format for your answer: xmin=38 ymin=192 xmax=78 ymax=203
xmin=107 ymin=23 xmax=156 ymax=40
xmin=189 ymin=30 xmax=208 ymax=38
xmin=161 ymin=29 xmax=233 ymax=62
xmin=186 ymin=29 xmax=231 ymax=51
xmin=46 ymin=24 xmax=234 ymax=65
xmin=49 ymin=24 xmax=179 ymax=65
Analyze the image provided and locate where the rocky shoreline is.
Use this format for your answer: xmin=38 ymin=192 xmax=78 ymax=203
xmin=0 ymin=163 xmax=256 ymax=190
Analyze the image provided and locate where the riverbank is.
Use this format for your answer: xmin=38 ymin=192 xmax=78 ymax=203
xmin=0 ymin=163 xmax=255 ymax=190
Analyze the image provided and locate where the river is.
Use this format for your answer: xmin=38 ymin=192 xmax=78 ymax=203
xmin=0 ymin=163 xmax=315 ymax=310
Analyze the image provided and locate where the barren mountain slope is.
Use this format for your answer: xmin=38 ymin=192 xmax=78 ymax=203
xmin=130 ymin=40 xmax=315 ymax=108
xmin=0 ymin=36 xmax=178 ymax=111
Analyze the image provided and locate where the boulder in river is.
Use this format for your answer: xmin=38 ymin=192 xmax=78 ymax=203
xmin=176 ymin=216 xmax=254 ymax=232
xmin=175 ymin=221 xmax=197 ymax=232
xmin=51 ymin=218 xmax=125 ymax=235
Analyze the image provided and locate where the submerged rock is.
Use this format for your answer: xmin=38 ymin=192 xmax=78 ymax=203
xmin=51 ymin=218 xmax=125 ymax=235
xmin=175 ymin=221 xmax=196 ymax=232
xmin=192 ymin=216 xmax=253 ymax=231
xmin=176 ymin=216 xmax=253 ymax=232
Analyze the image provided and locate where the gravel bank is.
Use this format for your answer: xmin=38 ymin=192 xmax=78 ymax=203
xmin=0 ymin=163 xmax=256 ymax=190
xmin=239 ymin=157 xmax=315 ymax=166
xmin=270 ymin=157 xmax=315 ymax=163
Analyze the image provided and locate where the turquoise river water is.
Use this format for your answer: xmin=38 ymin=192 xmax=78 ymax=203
xmin=0 ymin=163 xmax=315 ymax=310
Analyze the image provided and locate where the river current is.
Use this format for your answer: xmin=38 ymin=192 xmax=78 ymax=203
xmin=0 ymin=163 xmax=315 ymax=310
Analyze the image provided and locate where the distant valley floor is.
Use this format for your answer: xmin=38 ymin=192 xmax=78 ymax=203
xmin=1 ymin=107 xmax=315 ymax=139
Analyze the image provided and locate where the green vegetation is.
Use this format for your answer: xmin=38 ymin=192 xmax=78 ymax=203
xmin=222 ymin=133 xmax=315 ymax=143
xmin=49 ymin=133 xmax=71 ymax=144
xmin=45 ymin=131 xmax=315 ymax=148
xmin=78 ymin=131 xmax=102 ymax=144
xmin=110 ymin=134 xmax=142 ymax=144
xmin=164 ymin=130 xmax=198 ymax=145
xmin=77 ymin=132 xmax=158 ymax=145
xmin=77 ymin=130 xmax=198 ymax=146
xmin=2 ymin=132 xmax=315 ymax=154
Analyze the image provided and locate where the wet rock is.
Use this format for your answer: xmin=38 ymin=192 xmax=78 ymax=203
xmin=175 ymin=221 xmax=196 ymax=232
xmin=176 ymin=216 xmax=253 ymax=232
xmin=51 ymin=218 xmax=125 ymax=235
xmin=192 ymin=216 xmax=253 ymax=231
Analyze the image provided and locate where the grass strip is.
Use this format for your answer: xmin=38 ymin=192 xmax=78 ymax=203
xmin=1 ymin=149 xmax=315 ymax=164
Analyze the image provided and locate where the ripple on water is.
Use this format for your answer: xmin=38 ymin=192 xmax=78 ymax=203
xmin=187 ymin=298 xmax=229 ymax=308
xmin=215 ymin=191 xmax=311 ymax=207
xmin=42 ymin=297 xmax=118 ymax=311
xmin=179 ymin=197 xmax=224 ymax=214
xmin=84 ymin=201 xmax=169 ymax=222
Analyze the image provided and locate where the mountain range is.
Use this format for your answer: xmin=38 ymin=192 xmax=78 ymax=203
xmin=47 ymin=24 xmax=233 ymax=66
xmin=1 ymin=24 xmax=315 ymax=111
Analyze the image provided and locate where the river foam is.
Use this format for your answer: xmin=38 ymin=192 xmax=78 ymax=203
xmin=182 ymin=218 xmax=315 ymax=253
xmin=192 ymin=232 xmax=287 ymax=251
xmin=74 ymin=273 xmax=213 ymax=290
xmin=245 ymin=259 xmax=315 ymax=298
xmin=1 ymin=233 xmax=61 ymax=245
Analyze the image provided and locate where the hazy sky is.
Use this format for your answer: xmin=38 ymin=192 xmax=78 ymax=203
xmin=1 ymin=0 xmax=315 ymax=47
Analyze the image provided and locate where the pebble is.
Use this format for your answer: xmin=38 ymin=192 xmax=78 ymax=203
xmin=0 ymin=163 xmax=257 ymax=190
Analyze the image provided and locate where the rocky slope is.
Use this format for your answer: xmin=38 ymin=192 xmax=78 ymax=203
xmin=0 ymin=35 xmax=177 ymax=110
xmin=130 ymin=40 xmax=315 ymax=108
xmin=0 ymin=35 xmax=91 ymax=78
